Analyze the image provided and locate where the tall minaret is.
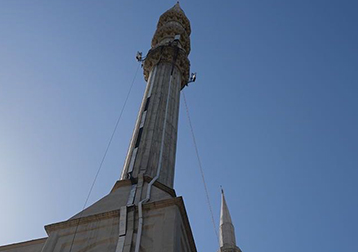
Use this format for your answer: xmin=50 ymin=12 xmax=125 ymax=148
xmin=0 ymin=4 xmax=197 ymax=252
xmin=219 ymin=189 xmax=242 ymax=252
xmin=120 ymin=2 xmax=191 ymax=188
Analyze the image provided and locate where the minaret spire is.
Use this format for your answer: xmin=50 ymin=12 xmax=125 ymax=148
xmin=219 ymin=188 xmax=242 ymax=252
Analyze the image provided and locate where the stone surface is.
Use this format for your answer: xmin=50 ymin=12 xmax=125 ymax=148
xmin=0 ymin=238 xmax=46 ymax=252
xmin=70 ymin=179 xmax=173 ymax=220
xmin=0 ymin=177 xmax=197 ymax=252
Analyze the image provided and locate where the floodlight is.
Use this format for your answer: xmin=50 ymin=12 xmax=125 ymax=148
xmin=136 ymin=51 xmax=143 ymax=62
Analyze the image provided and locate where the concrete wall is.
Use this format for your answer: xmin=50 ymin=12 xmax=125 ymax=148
xmin=0 ymin=182 xmax=196 ymax=252
xmin=0 ymin=238 xmax=46 ymax=252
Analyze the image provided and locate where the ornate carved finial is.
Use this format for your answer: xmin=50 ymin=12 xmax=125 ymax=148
xmin=153 ymin=3 xmax=191 ymax=50
xmin=143 ymin=4 xmax=192 ymax=89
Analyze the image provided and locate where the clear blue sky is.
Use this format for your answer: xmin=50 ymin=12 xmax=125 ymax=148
xmin=0 ymin=1 xmax=357 ymax=251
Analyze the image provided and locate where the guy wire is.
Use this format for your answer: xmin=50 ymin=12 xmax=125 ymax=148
xmin=68 ymin=63 xmax=141 ymax=252
xmin=182 ymin=91 xmax=220 ymax=244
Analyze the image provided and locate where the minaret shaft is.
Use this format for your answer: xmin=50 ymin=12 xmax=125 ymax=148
xmin=121 ymin=61 xmax=182 ymax=187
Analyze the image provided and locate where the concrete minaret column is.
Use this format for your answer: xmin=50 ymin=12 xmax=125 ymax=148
xmin=120 ymin=3 xmax=191 ymax=189
xmin=219 ymin=189 xmax=242 ymax=252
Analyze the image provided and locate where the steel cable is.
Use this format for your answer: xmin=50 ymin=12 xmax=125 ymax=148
xmin=182 ymin=91 xmax=220 ymax=244
xmin=68 ymin=63 xmax=141 ymax=252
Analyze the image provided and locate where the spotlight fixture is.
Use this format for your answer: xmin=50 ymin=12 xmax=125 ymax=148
xmin=188 ymin=72 xmax=196 ymax=83
xmin=136 ymin=51 xmax=143 ymax=62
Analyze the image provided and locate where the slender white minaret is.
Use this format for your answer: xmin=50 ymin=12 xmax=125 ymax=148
xmin=120 ymin=3 xmax=191 ymax=188
xmin=219 ymin=189 xmax=242 ymax=252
